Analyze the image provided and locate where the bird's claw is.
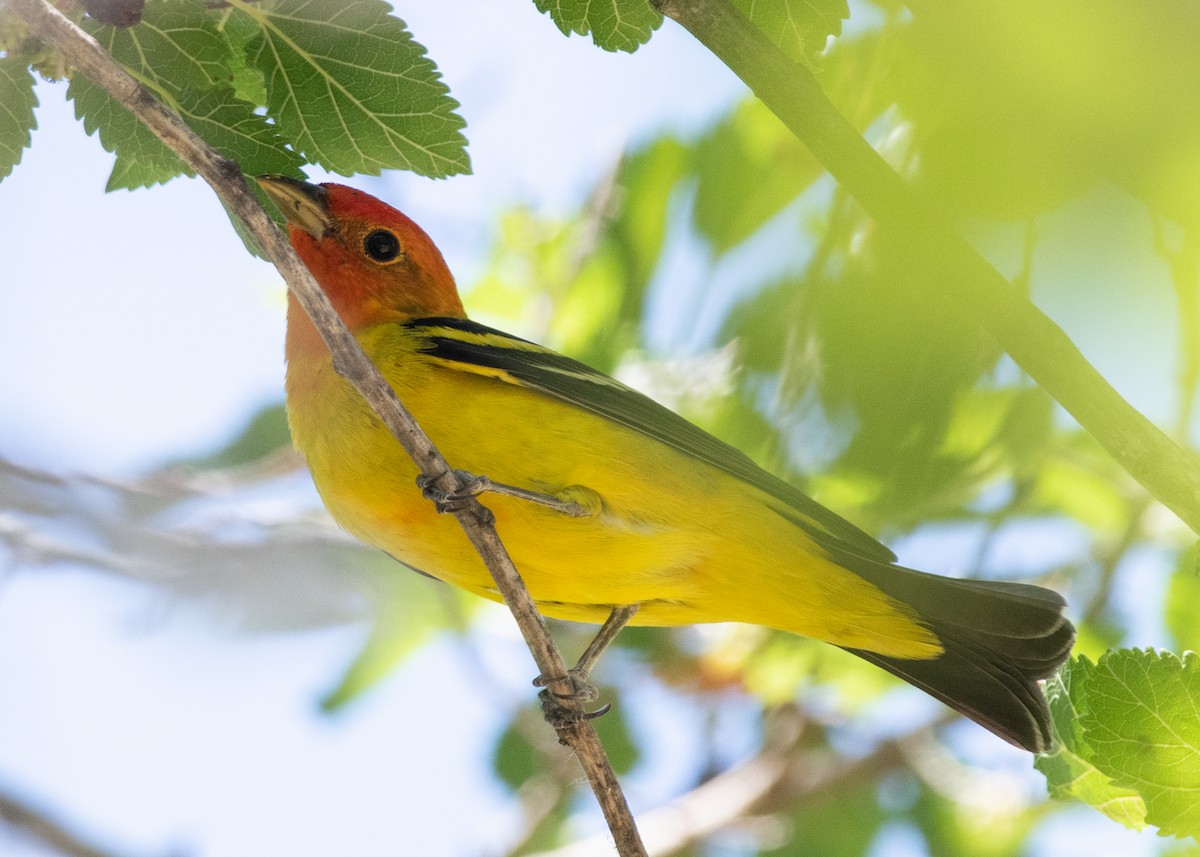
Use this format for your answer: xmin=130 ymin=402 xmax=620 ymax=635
xmin=534 ymin=670 xmax=612 ymax=728
xmin=417 ymin=468 xmax=490 ymax=514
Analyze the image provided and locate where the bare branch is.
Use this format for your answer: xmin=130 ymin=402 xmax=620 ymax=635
xmin=0 ymin=785 xmax=159 ymax=857
xmin=526 ymin=706 xmax=912 ymax=857
xmin=7 ymin=1 xmax=645 ymax=852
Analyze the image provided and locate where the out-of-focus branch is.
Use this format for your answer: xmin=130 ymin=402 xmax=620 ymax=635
xmin=8 ymin=2 xmax=645 ymax=852
xmin=0 ymin=785 xmax=156 ymax=857
xmin=526 ymin=706 xmax=912 ymax=857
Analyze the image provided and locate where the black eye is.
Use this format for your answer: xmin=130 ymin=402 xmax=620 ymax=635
xmin=364 ymin=229 xmax=401 ymax=262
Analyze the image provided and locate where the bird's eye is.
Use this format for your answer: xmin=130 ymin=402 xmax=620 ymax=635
xmin=363 ymin=229 xmax=401 ymax=263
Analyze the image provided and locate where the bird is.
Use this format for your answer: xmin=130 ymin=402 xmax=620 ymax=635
xmin=257 ymin=174 xmax=1074 ymax=753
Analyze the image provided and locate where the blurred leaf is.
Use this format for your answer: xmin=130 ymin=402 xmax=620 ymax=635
xmin=533 ymin=0 xmax=663 ymax=52
xmin=1027 ymin=437 xmax=1129 ymax=534
xmin=897 ymin=1 xmax=1200 ymax=223
xmin=914 ymin=779 xmax=1035 ymax=857
xmin=1166 ymin=544 xmax=1200 ymax=653
xmin=766 ymin=780 xmax=882 ymax=857
xmin=493 ymin=716 xmax=541 ymax=790
xmin=1042 ymin=651 xmax=1200 ymax=837
xmin=589 ymin=686 xmax=640 ymax=775
xmin=1037 ymin=659 xmax=1147 ymax=830
xmin=730 ymin=0 xmax=849 ymax=65
xmin=321 ymin=557 xmax=473 ymax=711
xmin=236 ymin=0 xmax=469 ymax=177
xmin=0 ymin=55 xmax=37 ymax=182
xmin=693 ymin=99 xmax=821 ymax=252
xmin=184 ymin=403 xmax=291 ymax=470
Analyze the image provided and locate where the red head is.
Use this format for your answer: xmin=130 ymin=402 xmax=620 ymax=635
xmin=258 ymin=177 xmax=465 ymax=354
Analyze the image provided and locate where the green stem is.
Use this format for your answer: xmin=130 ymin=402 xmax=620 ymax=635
xmin=656 ymin=0 xmax=1200 ymax=534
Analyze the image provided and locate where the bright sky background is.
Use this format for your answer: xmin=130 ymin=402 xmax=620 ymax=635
xmin=0 ymin=3 xmax=1173 ymax=857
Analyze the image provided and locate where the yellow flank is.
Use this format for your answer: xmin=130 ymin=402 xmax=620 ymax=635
xmin=287 ymin=321 xmax=943 ymax=661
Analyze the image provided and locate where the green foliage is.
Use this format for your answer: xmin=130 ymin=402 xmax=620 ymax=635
xmin=1040 ymin=651 xmax=1200 ymax=838
xmin=1166 ymin=545 xmax=1200 ymax=653
xmin=533 ymin=0 xmax=662 ymax=53
xmin=1037 ymin=658 xmax=1147 ymax=830
xmin=235 ymin=0 xmax=467 ymax=177
xmin=730 ymin=0 xmax=850 ymax=65
xmin=182 ymin=403 xmax=291 ymax=470
xmin=321 ymin=554 xmax=476 ymax=711
xmin=69 ymin=0 xmax=304 ymax=190
xmin=4 ymin=0 xmax=467 ymax=191
xmin=0 ymin=54 xmax=36 ymax=180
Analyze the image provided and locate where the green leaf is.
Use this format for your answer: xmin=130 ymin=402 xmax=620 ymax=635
xmin=533 ymin=0 xmax=662 ymax=52
xmin=1080 ymin=649 xmax=1200 ymax=838
xmin=1037 ymin=659 xmax=1147 ymax=830
xmin=0 ymin=55 xmax=38 ymax=182
xmin=320 ymin=557 xmax=473 ymax=711
xmin=72 ymin=0 xmax=302 ymax=190
xmin=236 ymin=0 xmax=469 ymax=177
xmin=181 ymin=403 xmax=291 ymax=470
xmin=730 ymin=0 xmax=849 ymax=65
xmin=493 ymin=717 xmax=541 ymax=790
xmin=693 ymin=98 xmax=821 ymax=252
xmin=69 ymin=74 xmax=189 ymax=189
xmin=1042 ymin=651 xmax=1200 ymax=838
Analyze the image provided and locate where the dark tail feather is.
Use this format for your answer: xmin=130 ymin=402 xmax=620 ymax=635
xmin=840 ymin=563 xmax=1075 ymax=753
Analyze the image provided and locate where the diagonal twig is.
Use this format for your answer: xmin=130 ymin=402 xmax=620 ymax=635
xmin=7 ymin=1 xmax=646 ymax=853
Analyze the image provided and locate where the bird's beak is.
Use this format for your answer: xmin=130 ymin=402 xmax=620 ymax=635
xmin=256 ymin=175 xmax=332 ymax=239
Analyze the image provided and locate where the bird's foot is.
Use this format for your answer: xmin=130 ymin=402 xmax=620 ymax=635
xmin=534 ymin=669 xmax=612 ymax=728
xmin=417 ymin=469 xmax=591 ymax=517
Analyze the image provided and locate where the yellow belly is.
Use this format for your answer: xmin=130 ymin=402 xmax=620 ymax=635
xmin=285 ymin=325 xmax=940 ymax=659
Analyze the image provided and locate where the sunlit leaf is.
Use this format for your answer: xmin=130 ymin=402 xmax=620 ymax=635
xmin=1042 ymin=651 xmax=1200 ymax=837
xmin=730 ymin=0 xmax=849 ymax=65
xmin=533 ymin=0 xmax=662 ymax=52
xmin=1166 ymin=545 xmax=1200 ymax=653
xmin=1037 ymin=660 xmax=1147 ymax=830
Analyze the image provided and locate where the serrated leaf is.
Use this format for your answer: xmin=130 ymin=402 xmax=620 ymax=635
xmin=1036 ymin=658 xmax=1147 ymax=829
xmin=731 ymin=0 xmax=849 ymax=65
xmin=533 ymin=0 xmax=662 ymax=52
xmin=1080 ymin=650 xmax=1200 ymax=838
xmin=236 ymin=0 xmax=468 ymax=177
xmin=74 ymin=0 xmax=302 ymax=189
xmin=69 ymin=74 xmax=190 ymax=189
xmin=0 ymin=56 xmax=38 ymax=182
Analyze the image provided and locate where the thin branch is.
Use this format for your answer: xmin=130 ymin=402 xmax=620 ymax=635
xmin=0 ymin=785 xmax=156 ymax=857
xmin=8 ymin=1 xmax=645 ymax=853
xmin=655 ymin=0 xmax=1200 ymax=535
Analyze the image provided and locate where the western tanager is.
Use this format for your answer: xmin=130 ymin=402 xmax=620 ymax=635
xmin=259 ymin=175 xmax=1073 ymax=752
